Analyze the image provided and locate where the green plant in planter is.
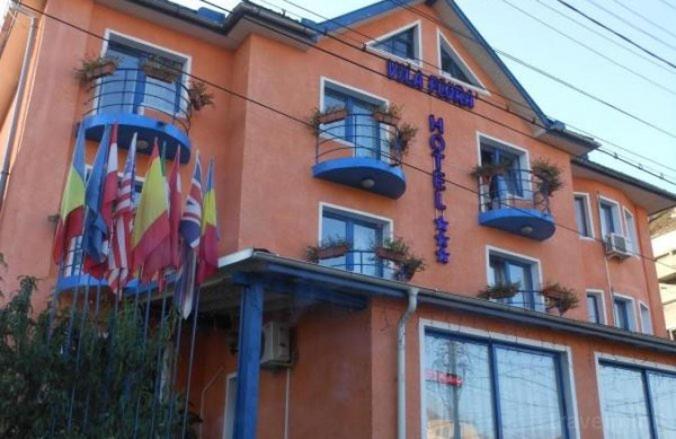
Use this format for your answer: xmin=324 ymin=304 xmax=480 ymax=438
xmin=142 ymin=55 xmax=181 ymax=83
xmin=373 ymin=104 xmax=402 ymax=125
xmin=395 ymin=255 xmax=426 ymax=282
xmin=309 ymin=106 xmax=348 ymax=135
xmin=390 ymin=122 xmax=418 ymax=163
xmin=542 ymin=282 xmax=579 ymax=315
xmin=375 ymin=237 xmax=411 ymax=263
xmin=305 ymin=237 xmax=350 ymax=263
xmin=188 ymin=80 xmax=214 ymax=111
xmin=470 ymin=162 xmax=511 ymax=180
xmin=531 ymin=159 xmax=563 ymax=197
xmin=478 ymin=282 xmax=520 ymax=300
xmin=76 ymin=56 xmax=119 ymax=82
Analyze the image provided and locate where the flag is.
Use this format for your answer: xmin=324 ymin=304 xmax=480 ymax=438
xmin=82 ymin=125 xmax=112 ymax=278
xmin=167 ymin=158 xmax=182 ymax=270
xmin=132 ymin=140 xmax=170 ymax=283
xmin=197 ymin=159 xmax=219 ymax=284
xmin=52 ymin=125 xmax=86 ymax=264
xmin=108 ymin=132 xmax=137 ymax=291
xmin=175 ymin=153 xmax=202 ymax=318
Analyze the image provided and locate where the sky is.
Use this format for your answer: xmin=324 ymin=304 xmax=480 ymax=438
xmin=171 ymin=0 xmax=676 ymax=193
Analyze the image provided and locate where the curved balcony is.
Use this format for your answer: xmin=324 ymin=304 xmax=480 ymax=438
xmin=81 ymin=68 xmax=192 ymax=163
xmin=477 ymin=171 xmax=556 ymax=240
xmin=312 ymin=113 xmax=406 ymax=199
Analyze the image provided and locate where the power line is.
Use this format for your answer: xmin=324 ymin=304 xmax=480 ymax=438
xmin=16 ymin=2 xmax=676 ymax=272
xmin=656 ymin=0 xmax=676 ymax=12
xmin=587 ymin=0 xmax=676 ymax=51
xmin=554 ymin=0 xmax=676 ymax=69
xmin=499 ymin=0 xmax=676 ymax=97
xmin=609 ymin=0 xmax=676 ymax=41
xmin=270 ymin=0 xmax=676 ymax=181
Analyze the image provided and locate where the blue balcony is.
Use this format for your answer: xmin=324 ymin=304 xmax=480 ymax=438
xmin=312 ymin=113 xmax=406 ymax=199
xmin=477 ymin=171 xmax=556 ymax=240
xmin=81 ymin=68 xmax=192 ymax=163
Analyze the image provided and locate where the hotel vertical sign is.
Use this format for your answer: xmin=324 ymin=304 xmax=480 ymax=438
xmin=429 ymin=115 xmax=450 ymax=264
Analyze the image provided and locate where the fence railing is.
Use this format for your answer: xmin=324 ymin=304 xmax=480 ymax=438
xmin=82 ymin=67 xmax=192 ymax=135
xmin=318 ymin=249 xmax=395 ymax=279
xmin=315 ymin=112 xmax=404 ymax=166
xmin=477 ymin=169 xmax=552 ymax=214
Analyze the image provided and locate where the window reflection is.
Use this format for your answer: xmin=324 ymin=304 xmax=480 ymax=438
xmin=599 ymin=364 xmax=652 ymax=438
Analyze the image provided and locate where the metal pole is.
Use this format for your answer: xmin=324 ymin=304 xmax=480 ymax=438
xmin=149 ymin=286 xmax=170 ymax=436
xmin=180 ymin=287 xmax=201 ymax=438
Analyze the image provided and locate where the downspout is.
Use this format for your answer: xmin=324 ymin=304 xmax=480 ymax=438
xmin=0 ymin=7 xmax=37 ymax=211
xmin=397 ymin=287 xmax=418 ymax=439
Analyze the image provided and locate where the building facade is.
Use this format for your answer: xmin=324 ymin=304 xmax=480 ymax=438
xmin=1 ymin=0 xmax=675 ymax=438
xmin=651 ymin=207 xmax=676 ymax=340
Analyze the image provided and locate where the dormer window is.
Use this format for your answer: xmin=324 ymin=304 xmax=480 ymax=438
xmin=437 ymin=30 xmax=484 ymax=90
xmin=369 ymin=22 xmax=421 ymax=64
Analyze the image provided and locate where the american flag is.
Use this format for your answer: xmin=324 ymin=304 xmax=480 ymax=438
xmin=107 ymin=132 xmax=137 ymax=292
xmin=175 ymin=152 xmax=203 ymax=317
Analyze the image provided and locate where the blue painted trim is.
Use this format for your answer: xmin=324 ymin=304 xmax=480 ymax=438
xmin=233 ymin=281 xmax=264 ymax=439
xmin=55 ymin=275 xmax=107 ymax=291
xmin=81 ymin=112 xmax=191 ymax=163
xmin=478 ymin=207 xmax=556 ymax=241
xmin=312 ymin=157 xmax=406 ymax=198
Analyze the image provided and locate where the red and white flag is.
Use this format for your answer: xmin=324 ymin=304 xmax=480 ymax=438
xmin=107 ymin=132 xmax=137 ymax=292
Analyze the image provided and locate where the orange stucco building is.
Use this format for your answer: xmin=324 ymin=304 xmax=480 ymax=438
xmin=1 ymin=1 xmax=675 ymax=438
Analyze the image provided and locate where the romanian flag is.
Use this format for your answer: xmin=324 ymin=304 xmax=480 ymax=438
xmin=132 ymin=140 xmax=170 ymax=283
xmin=197 ymin=159 xmax=219 ymax=284
xmin=52 ymin=126 xmax=86 ymax=264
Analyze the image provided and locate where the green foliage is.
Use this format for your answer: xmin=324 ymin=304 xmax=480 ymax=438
xmin=531 ymin=159 xmax=563 ymax=196
xmin=0 ymin=278 xmax=194 ymax=438
xmin=478 ymin=282 xmax=520 ymax=300
xmin=305 ymin=236 xmax=350 ymax=262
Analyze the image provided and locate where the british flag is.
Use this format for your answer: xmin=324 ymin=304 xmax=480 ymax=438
xmin=107 ymin=132 xmax=137 ymax=292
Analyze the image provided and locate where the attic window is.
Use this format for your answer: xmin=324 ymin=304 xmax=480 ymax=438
xmin=369 ymin=23 xmax=420 ymax=63
xmin=438 ymin=31 xmax=483 ymax=89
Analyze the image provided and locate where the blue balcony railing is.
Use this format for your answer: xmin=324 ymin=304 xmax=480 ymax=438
xmin=313 ymin=113 xmax=406 ymax=198
xmin=318 ymin=249 xmax=395 ymax=279
xmin=477 ymin=170 xmax=556 ymax=240
xmin=496 ymin=289 xmax=547 ymax=312
xmin=80 ymin=68 xmax=192 ymax=163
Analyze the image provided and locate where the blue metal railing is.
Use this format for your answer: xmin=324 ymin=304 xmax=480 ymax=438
xmin=315 ymin=112 xmax=403 ymax=166
xmin=318 ymin=249 xmax=395 ymax=279
xmin=82 ymin=67 xmax=192 ymax=135
xmin=497 ymin=289 xmax=547 ymax=312
xmin=477 ymin=169 xmax=551 ymax=214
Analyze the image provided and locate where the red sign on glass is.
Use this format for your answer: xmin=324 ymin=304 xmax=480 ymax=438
xmin=425 ymin=369 xmax=463 ymax=387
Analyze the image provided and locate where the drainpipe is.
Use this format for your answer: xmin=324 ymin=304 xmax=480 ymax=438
xmin=397 ymin=287 xmax=418 ymax=439
xmin=0 ymin=7 xmax=37 ymax=211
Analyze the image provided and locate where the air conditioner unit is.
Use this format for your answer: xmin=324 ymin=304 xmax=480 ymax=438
xmin=260 ymin=321 xmax=291 ymax=368
xmin=605 ymin=233 xmax=631 ymax=260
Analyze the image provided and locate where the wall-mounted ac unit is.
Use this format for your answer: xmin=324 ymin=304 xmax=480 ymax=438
xmin=260 ymin=321 xmax=291 ymax=368
xmin=605 ymin=233 xmax=631 ymax=260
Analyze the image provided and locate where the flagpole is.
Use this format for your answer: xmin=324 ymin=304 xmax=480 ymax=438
xmin=180 ymin=285 xmax=201 ymax=438
xmin=149 ymin=276 xmax=170 ymax=437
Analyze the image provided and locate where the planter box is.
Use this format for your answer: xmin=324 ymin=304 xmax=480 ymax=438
xmin=318 ymin=108 xmax=347 ymax=125
xmin=374 ymin=111 xmax=401 ymax=126
xmin=80 ymin=61 xmax=117 ymax=82
xmin=317 ymin=244 xmax=349 ymax=260
xmin=142 ymin=62 xmax=179 ymax=83
xmin=375 ymin=247 xmax=406 ymax=263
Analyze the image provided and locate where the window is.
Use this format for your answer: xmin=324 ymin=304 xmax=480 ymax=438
xmin=478 ymin=137 xmax=528 ymax=211
xmin=321 ymin=83 xmax=388 ymax=160
xmin=222 ymin=374 xmax=237 ymax=439
xmin=599 ymin=199 xmax=622 ymax=238
xmin=574 ymin=194 xmax=592 ymax=238
xmin=613 ymin=295 xmax=636 ymax=331
xmin=371 ymin=24 xmax=419 ymax=62
xmin=599 ymin=361 xmax=676 ymax=439
xmin=587 ymin=291 xmax=604 ymax=324
xmin=669 ymin=328 xmax=676 ymax=341
xmin=438 ymin=31 xmax=482 ymax=88
xmin=424 ymin=331 xmax=571 ymax=439
xmin=320 ymin=207 xmax=389 ymax=277
xmin=639 ymin=303 xmax=653 ymax=335
xmin=99 ymin=36 xmax=187 ymax=116
xmin=488 ymin=250 xmax=543 ymax=311
xmin=624 ymin=208 xmax=638 ymax=254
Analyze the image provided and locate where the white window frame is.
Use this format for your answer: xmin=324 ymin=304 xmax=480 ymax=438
xmin=573 ymin=192 xmax=595 ymax=239
xmin=612 ymin=292 xmax=637 ymax=331
xmin=476 ymin=132 xmax=532 ymax=204
xmin=366 ymin=20 xmax=423 ymax=67
xmin=436 ymin=28 xmax=488 ymax=95
xmin=598 ymin=196 xmax=623 ymax=239
xmin=420 ymin=319 xmax=581 ymax=439
xmin=98 ymin=29 xmax=192 ymax=118
xmin=638 ymin=301 xmax=653 ymax=335
xmin=318 ymin=202 xmax=393 ymax=244
xmin=622 ymin=206 xmax=639 ymax=257
xmin=221 ymin=372 xmax=237 ymax=439
xmin=586 ymin=289 xmax=607 ymax=324
xmin=668 ymin=326 xmax=676 ymax=341
xmin=485 ymin=245 xmax=544 ymax=311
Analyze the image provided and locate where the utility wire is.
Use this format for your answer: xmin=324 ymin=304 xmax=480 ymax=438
xmin=587 ymin=0 xmax=676 ymax=51
xmin=555 ymin=0 xmax=676 ymax=69
xmin=17 ymin=1 xmax=676 ymax=272
xmin=273 ymin=0 xmax=676 ymax=181
xmin=609 ymin=0 xmax=676 ymax=41
xmin=656 ymin=0 xmax=676 ymax=12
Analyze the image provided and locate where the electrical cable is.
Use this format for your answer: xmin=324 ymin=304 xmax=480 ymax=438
xmin=608 ymin=0 xmax=676 ymax=42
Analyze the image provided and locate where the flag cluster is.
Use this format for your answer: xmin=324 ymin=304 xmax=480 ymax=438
xmin=52 ymin=125 xmax=220 ymax=317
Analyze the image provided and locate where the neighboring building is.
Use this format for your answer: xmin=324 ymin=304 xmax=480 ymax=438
xmin=651 ymin=207 xmax=676 ymax=340
xmin=1 ymin=1 xmax=675 ymax=438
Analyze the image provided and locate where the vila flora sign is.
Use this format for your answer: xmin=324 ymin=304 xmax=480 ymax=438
xmin=386 ymin=60 xmax=475 ymax=109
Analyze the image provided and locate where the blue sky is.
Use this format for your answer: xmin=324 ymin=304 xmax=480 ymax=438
xmin=177 ymin=0 xmax=676 ymax=193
